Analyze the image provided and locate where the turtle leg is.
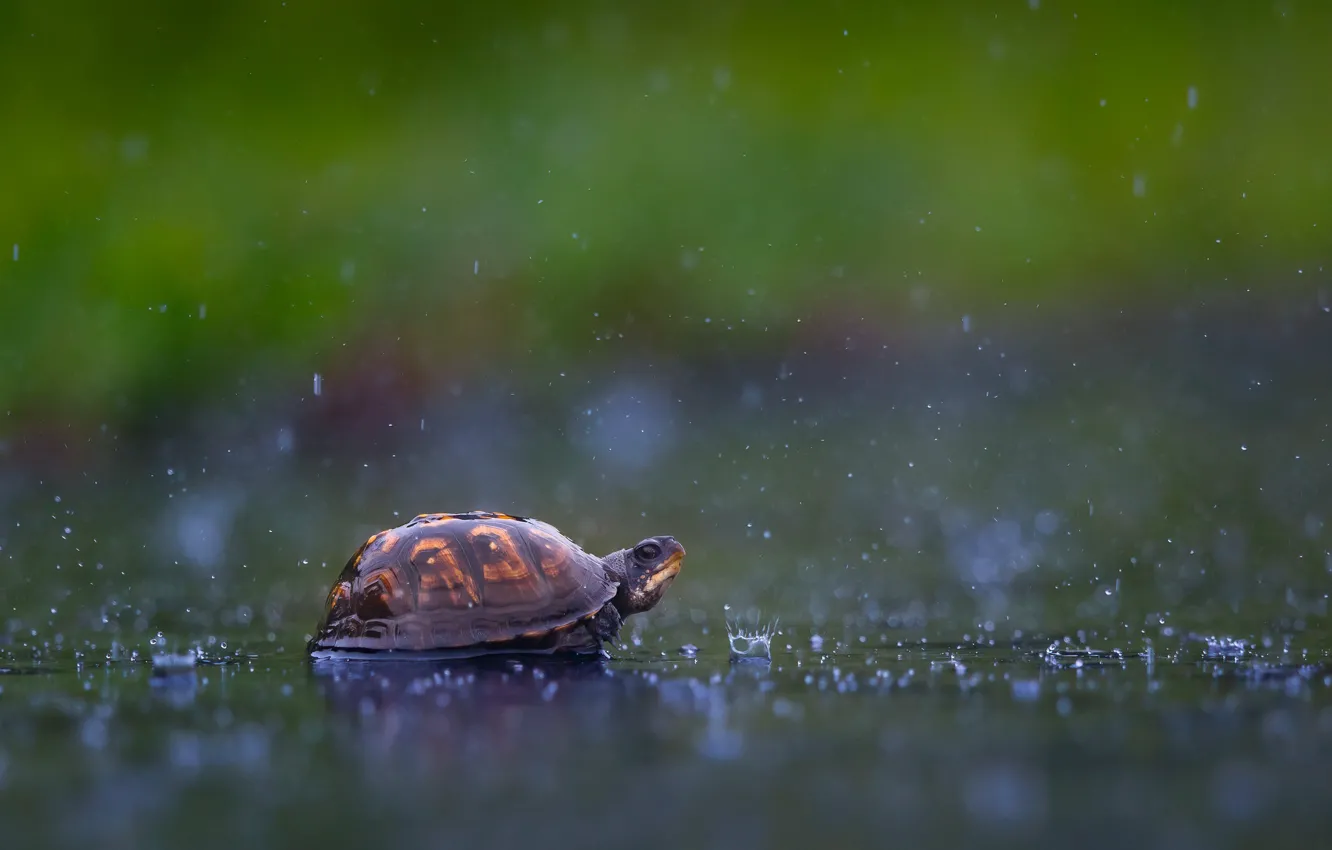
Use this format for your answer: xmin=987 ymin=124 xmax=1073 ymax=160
xmin=549 ymin=604 xmax=622 ymax=656
xmin=591 ymin=601 xmax=623 ymax=643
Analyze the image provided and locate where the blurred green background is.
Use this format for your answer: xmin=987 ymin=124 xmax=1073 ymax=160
xmin=3 ymin=0 xmax=1329 ymax=431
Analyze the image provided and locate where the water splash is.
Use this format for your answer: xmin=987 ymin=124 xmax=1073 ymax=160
xmin=725 ymin=615 xmax=778 ymax=663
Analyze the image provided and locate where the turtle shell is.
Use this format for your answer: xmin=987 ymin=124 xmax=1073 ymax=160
xmin=308 ymin=511 xmax=616 ymax=655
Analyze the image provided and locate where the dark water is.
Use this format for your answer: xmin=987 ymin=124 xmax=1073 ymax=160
xmin=3 ymin=306 xmax=1332 ymax=847
xmin=3 ymin=638 xmax=1331 ymax=849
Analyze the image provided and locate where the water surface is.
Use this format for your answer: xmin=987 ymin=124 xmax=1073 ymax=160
xmin=4 ymin=633 xmax=1331 ymax=849
xmin=4 ymin=310 xmax=1331 ymax=847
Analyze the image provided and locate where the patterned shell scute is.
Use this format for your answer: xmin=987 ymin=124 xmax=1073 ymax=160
xmin=312 ymin=512 xmax=615 ymax=652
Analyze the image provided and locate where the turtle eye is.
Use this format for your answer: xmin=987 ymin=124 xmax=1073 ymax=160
xmin=634 ymin=542 xmax=662 ymax=561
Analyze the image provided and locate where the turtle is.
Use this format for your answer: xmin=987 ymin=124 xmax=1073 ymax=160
xmin=307 ymin=511 xmax=685 ymax=658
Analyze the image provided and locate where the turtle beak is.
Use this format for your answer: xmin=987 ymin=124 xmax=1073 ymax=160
xmin=643 ymin=544 xmax=684 ymax=595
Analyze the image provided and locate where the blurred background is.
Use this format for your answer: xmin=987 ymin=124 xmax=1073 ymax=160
xmin=4 ymin=3 xmax=1332 ymax=848
xmin=4 ymin=0 xmax=1329 ymax=424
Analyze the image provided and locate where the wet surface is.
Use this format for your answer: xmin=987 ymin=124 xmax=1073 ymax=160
xmin=3 ymin=638 xmax=1332 ymax=849
xmin=4 ymin=308 xmax=1332 ymax=847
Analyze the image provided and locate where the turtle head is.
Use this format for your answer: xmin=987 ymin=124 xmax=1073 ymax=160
xmin=607 ymin=535 xmax=686 ymax=616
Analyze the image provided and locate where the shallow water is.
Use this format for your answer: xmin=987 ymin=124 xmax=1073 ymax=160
xmin=3 ymin=632 xmax=1331 ymax=849
xmin=4 ymin=309 xmax=1332 ymax=847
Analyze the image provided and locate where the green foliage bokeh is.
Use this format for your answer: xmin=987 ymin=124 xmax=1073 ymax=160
xmin=2 ymin=0 xmax=1329 ymax=424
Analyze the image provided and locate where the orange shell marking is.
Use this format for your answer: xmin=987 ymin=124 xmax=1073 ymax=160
xmin=410 ymin=536 xmax=480 ymax=607
xmin=523 ymin=525 xmax=577 ymax=581
xmin=468 ymin=524 xmax=538 ymax=584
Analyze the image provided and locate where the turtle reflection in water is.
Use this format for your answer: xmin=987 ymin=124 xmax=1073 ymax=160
xmin=309 ymin=657 xmax=651 ymax=761
xmin=308 ymin=511 xmax=685 ymax=658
